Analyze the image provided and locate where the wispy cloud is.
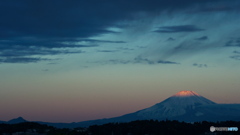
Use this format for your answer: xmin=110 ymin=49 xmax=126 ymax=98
xmin=166 ymin=37 xmax=175 ymax=41
xmin=193 ymin=63 xmax=207 ymax=68
xmin=154 ymin=25 xmax=204 ymax=33
xmin=230 ymin=50 xmax=240 ymax=61
xmin=134 ymin=56 xmax=179 ymax=65
xmin=0 ymin=38 xmax=126 ymax=63
xmin=157 ymin=60 xmax=179 ymax=64
xmin=230 ymin=56 xmax=240 ymax=61
xmin=233 ymin=51 xmax=240 ymax=54
xmin=195 ymin=36 xmax=208 ymax=41
xmin=225 ymin=38 xmax=240 ymax=47
xmin=97 ymin=50 xmax=118 ymax=53
xmin=0 ymin=57 xmax=51 ymax=64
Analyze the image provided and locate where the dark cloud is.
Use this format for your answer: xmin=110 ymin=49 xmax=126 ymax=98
xmin=107 ymin=58 xmax=179 ymax=65
xmin=199 ymin=6 xmax=234 ymax=12
xmin=79 ymin=39 xmax=126 ymax=44
xmin=230 ymin=51 xmax=240 ymax=61
xmin=0 ymin=44 xmax=83 ymax=63
xmin=137 ymin=46 xmax=147 ymax=49
xmin=134 ymin=56 xmax=179 ymax=65
xmin=0 ymin=39 xmax=99 ymax=49
xmin=0 ymin=48 xmax=83 ymax=57
xmin=0 ymin=0 xmax=130 ymax=63
xmin=154 ymin=25 xmax=204 ymax=33
xmin=230 ymin=55 xmax=240 ymax=61
xmin=0 ymin=57 xmax=51 ymax=63
xmin=0 ymin=0 xmax=237 ymax=64
xmin=2 ymin=0 xmax=197 ymax=40
xmin=119 ymin=47 xmax=135 ymax=51
xmin=194 ymin=1 xmax=240 ymax=13
xmin=225 ymin=38 xmax=240 ymax=47
xmin=42 ymin=69 xmax=49 ymax=72
xmin=101 ymin=56 xmax=180 ymax=65
xmin=195 ymin=36 xmax=208 ymax=41
xmin=193 ymin=63 xmax=208 ymax=68
xmin=97 ymin=50 xmax=118 ymax=53
xmin=157 ymin=60 xmax=179 ymax=64
xmin=134 ymin=56 xmax=155 ymax=64
xmin=167 ymin=37 xmax=175 ymax=41
xmin=108 ymin=59 xmax=130 ymax=64
xmin=0 ymin=0 xmax=228 ymax=39
xmin=233 ymin=51 xmax=240 ymax=54
xmin=0 ymin=38 xmax=127 ymax=63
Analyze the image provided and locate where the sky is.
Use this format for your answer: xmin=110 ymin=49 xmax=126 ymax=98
xmin=0 ymin=0 xmax=240 ymax=123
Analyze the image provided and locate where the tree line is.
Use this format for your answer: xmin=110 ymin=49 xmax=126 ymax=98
xmin=0 ymin=120 xmax=239 ymax=135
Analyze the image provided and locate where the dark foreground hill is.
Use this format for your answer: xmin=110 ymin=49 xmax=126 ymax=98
xmin=0 ymin=120 xmax=239 ymax=135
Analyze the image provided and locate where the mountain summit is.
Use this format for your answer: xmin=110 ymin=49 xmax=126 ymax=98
xmin=136 ymin=91 xmax=216 ymax=119
xmin=173 ymin=90 xmax=200 ymax=97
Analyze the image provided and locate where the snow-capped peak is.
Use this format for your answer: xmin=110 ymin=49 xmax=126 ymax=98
xmin=137 ymin=91 xmax=216 ymax=119
xmin=173 ymin=91 xmax=200 ymax=97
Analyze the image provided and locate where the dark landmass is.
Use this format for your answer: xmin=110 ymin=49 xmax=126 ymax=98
xmin=0 ymin=120 xmax=239 ymax=135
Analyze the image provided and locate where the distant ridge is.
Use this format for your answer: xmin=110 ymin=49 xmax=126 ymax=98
xmin=7 ymin=117 xmax=27 ymax=124
xmin=1 ymin=91 xmax=240 ymax=128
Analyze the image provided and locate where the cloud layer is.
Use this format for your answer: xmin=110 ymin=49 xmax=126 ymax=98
xmin=0 ymin=0 xmax=239 ymax=64
xmin=154 ymin=25 xmax=204 ymax=33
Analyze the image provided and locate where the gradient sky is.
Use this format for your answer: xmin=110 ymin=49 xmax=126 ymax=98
xmin=0 ymin=0 xmax=240 ymax=123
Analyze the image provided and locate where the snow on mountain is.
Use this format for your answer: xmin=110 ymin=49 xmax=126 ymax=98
xmin=72 ymin=91 xmax=240 ymax=127
xmin=137 ymin=91 xmax=216 ymax=119
xmin=173 ymin=90 xmax=200 ymax=97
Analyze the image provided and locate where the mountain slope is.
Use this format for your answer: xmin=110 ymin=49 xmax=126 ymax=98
xmin=136 ymin=91 xmax=216 ymax=119
xmin=73 ymin=91 xmax=240 ymax=127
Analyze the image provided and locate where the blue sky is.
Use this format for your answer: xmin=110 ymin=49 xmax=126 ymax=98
xmin=0 ymin=0 xmax=240 ymax=122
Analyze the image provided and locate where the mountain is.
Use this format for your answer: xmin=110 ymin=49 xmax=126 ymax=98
xmin=1 ymin=91 xmax=240 ymax=128
xmin=72 ymin=91 xmax=240 ymax=127
xmin=7 ymin=117 xmax=27 ymax=124
xmin=136 ymin=91 xmax=216 ymax=119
